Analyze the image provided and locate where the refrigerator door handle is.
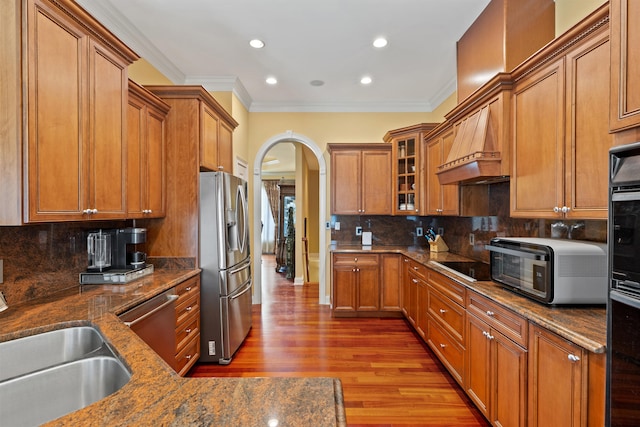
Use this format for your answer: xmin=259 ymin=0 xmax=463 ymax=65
xmin=229 ymin=281 xmax=252 ymax=300
xmin=229 ymin=259 xmax=251 ymax=276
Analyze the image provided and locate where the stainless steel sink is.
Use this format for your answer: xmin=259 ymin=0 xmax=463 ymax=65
xmin=0 ymin=326 xmax=105 ymax=381
xmin=0 ymin=326 xmax=131 ymax=426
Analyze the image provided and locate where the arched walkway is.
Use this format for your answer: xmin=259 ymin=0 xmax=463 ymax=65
xmin=252 ymin=131 xmax=328 ymax=305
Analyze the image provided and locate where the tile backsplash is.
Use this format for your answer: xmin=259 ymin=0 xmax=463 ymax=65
xmin=331 ymin=182 xmax=607 ymax=263
xmin=0 ymin=221 xmax=128 ymax=306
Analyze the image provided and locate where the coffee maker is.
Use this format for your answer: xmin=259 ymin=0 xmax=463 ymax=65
xmin=81 ymin=227 xmax=152 ymax=284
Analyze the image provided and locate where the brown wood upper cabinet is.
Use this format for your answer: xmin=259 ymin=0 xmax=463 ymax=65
xmin=424 ymin=125 xmax=460 ymax=216
xmin=0 ymin=0 xmax=138 ymax=224
xmin=127 ymin=81 xmax=170 ymax=219
xmin=143 ymin=86 xmax=238 ymax=260
xmin=146 ymin=86 xmax=239 ymax=174
xmin=511 ymin=5 xmax=614 ymax=220
xmin=383 ymin=123 xmax=437 ymax=215
xmin=328 ymin=143 xmax=392 ymax=215
xmin=610 ymin=0 xmax=640 ymax=132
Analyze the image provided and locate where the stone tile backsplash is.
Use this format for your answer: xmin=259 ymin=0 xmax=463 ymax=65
xmin=331 ymin=181 xmax=607 ymax=263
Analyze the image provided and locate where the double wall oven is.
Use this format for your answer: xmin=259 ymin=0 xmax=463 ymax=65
xmin=607 ymin=142 xmax=640 ymax=426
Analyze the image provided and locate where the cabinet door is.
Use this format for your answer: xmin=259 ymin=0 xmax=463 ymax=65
xmin=401 ymin=257 xmax=411 ymax=318
xmin=392 ymin=136 xmax=418 ymax=215
xmin=331 ymin=150 xmax=361 ymax=214
xmin=380 ymin=254 xmax=401 ymax=311
xmin=88 ymin=39 xmax=127 ymax=219
xmin=200 ymin=103 xmax=220 ymax=171
xmin=218 ymin=120 xmax=234 ymax=173
xmin=146 ymin=106 xmax=167 ymax=217
xmin=127 ymin=95 xmax=146 ymax=217
xmin=426 ymin=129 xmax=459 ymax=216
xmin=528 ymin=326 xmax=585 ymax=427
xmin=493 ymin=329 xmax=527 ymax=427
xmin=511 ymin=58 xmax=565 ymax=218
xmin=406 ymin=271 xmax=419 ymax=327
xmin=356 ymin=263 xmax=380 ymax=311
xmin=361 ymin=150 xmax=392 ymax=214
xmin=610 ymin=0 xmax=640 ymax=131
xmin=27 ymin=0 xmax=88 ymax=221
xmin=415 ymin=279 xmax=428 ymax=339
xmin=332 ymin=264 xmax=357 ymax=313
xmin=466 ymin=313 xmax=491 ymax=418
xmin=565 ymin=30 xmax=613 ymax=219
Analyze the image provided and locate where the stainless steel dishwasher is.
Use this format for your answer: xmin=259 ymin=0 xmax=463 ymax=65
xmin=119 ymin=288 xmax=178 ymax=367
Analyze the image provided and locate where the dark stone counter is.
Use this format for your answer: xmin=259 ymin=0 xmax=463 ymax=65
xmin=0 ymin=269 xmax=346 ymax=426
xmin=331 ymin=245 xmax=606 ymax=353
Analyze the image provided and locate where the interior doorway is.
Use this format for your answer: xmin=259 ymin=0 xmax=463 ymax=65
xmin=252 ymin=131 xmax=327 ymax=305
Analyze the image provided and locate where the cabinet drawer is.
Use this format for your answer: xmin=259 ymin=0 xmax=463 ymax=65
xmin=176 ymin=292 xmax=199 ymax=326
xmin=427 ymin=320 xmax=464 ymax=385
xmin=333 ymin=253 xmax=378 ymax=266
xmin=175 ymin=275 xmax=200 ymax=303
xmin=408 ymin=260 xmax=428 ymax=280
xmin=176 ymin=311 xmax=200 ymax=353
xmin=428 ymin=286 xmax=465 ymax=343
xmin=428 ymin=270 xmax=465 ymax=307
xmin=467 ymin=291 xmax=528 ymax=348
xmin=175 ymin=334 xmax=200 ymax=376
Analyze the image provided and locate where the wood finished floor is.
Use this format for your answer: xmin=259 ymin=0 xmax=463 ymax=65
xmin=189 ymin=255 xmax=489 ymax=426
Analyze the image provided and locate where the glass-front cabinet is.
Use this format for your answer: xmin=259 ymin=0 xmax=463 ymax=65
xmin=384 ymin=123 xmax=438 ymax=215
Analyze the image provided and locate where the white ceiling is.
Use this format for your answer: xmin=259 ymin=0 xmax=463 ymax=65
xmin=77 ymin=0 xmax=491 ymax=113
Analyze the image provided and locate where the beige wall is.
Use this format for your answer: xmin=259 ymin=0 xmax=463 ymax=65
xmin=554 ymin=0 xmax=607 ymax=35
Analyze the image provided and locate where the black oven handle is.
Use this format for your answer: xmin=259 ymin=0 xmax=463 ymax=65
xmin=610 ymin=289 xmax=640 ymax=310
xmin=485 ymin=244 xmax=549 ymax=261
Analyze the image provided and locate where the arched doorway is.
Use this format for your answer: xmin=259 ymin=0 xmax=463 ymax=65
xmin=252 ymin=131 xmax=328 ymax=305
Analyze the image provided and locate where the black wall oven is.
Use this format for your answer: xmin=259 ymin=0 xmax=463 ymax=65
xmin=607 ymin=142 xmax=640 ymax=426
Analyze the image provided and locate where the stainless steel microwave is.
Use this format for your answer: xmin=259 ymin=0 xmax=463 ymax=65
xmin=486 ymin=237 xmax=607 ymax=305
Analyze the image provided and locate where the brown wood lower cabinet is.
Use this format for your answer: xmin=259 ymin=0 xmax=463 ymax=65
xmin=174 ymin=275 xmax=200 ymax=376
xmin=528 ymin=324 xmax=605 ymax=427
xmin=396 ymin=262 xmax=604 ymax=427
xmin=331 ymin=253 xmax=402 ymax=317
xmin=425 ymin=270 xmax=466 ymax=386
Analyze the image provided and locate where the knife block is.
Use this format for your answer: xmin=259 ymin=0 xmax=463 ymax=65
xmin=429 ymin=235 xmax=449 ymax=253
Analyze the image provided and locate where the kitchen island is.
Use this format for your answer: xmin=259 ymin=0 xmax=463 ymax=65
xmin=0 ymin=269 xmax=346 ymax=426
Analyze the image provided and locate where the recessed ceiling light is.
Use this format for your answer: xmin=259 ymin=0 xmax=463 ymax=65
xmin=360 ymin=76 xmax=373 ymax=85
xmin=373 ymin=37 xmax=388 ymax=48
xmin=249 ymin=39 xmax=265 ymax=48
xmin=266 ymin=76 xmax=278 ymax=85
xmin=310 ymin=80 xmax=325 ymax=87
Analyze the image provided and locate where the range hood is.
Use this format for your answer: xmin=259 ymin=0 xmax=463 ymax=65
xmin=436 ymin=104 xmax=506 ymax=185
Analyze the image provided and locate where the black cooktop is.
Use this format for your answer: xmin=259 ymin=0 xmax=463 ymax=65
xmin=434 ymin=261 xmax=492 ymax=281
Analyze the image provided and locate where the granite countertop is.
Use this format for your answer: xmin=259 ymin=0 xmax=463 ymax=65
xmin=331 ymin=244 xmax=607 ymax=353
xmin=0 ymin=269 xmax=346 ymax=426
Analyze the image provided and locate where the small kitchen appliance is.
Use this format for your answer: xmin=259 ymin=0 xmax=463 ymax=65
xmin=80 ymin=228 xmax=153 ymax=284
xmin=487 ymin=237 xmax=607 ymax=305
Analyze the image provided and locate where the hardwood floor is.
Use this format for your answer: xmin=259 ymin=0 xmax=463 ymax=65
xmin=189 ymin=255 xmax=489 ymax=426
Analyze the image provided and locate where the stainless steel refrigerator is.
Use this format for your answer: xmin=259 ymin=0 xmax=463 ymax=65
xmin=199 ymin=171 xmax=252 ymax=364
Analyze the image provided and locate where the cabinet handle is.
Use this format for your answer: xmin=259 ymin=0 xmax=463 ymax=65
xmin=439 ymin=343 xmax=446 ymax=349
xmin=83 ymin=209 xmax=90 ymax=214
xmin=186 ymin=306 xmax=193 ymax=312
xmin=553 ymin=206 xmax=560 ymax=213
xmin=412 ymin=279 xmax=419 ymax=283
xmin=562 ymin=206 xmax=571 ymax=214
xmin=404 ymin=259 xmax=409 ymax=263
xmin=568 ymin=354 xmax=580 ymax=362
xmin=439 ymin=309 xmax=447 ymax=314
xmin=185 ymin=354 xmax=192 ymax=360
xmin=90 ymin=209 xmax=98 ymax=214
xmin=185 ymin=287 xmax=192 ymax=291
xmin=185 ymin=328 xmax=192 ymax=334
xmin=482 ymin=331 xmax=494 ymax=340
xmin=486 ymin=310 xmax=495 ymax=317
xmin=413 ymin=266 xmax=419 ymax=271
xmin=356 ymin=268 xmax=360 ymax=272
xmin=354 ymin=257 xmax=358 ymax=262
